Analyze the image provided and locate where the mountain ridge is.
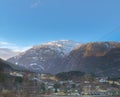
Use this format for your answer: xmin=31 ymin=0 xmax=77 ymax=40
xmin=8 ymin=40 xmax=80 ymax=73
xmin=7 ymin=41 xmax=120 ymax=77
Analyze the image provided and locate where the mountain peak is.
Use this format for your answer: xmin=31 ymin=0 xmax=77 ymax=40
xmin=32 ymin=40 xmax=81 ymax=54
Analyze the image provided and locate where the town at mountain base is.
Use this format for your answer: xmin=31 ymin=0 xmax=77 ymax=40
xmin=0 ymin=58 xmax=120 ymax=96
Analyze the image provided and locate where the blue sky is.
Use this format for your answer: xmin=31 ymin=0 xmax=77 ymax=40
xmin=0 ymin=0 xmax=120 ymax=50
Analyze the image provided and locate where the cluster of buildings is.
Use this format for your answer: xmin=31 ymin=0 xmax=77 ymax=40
xmin=14 ymin=72 xmax=120 ymax=96
xmin=0 ymin=67 xmax=120 ymax=96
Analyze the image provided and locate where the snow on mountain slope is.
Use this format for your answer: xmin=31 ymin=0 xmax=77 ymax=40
xmin=33 ymin=40 xmax=80 ymax=55
xmin=7 ymin=40 xmax=80 ymax=73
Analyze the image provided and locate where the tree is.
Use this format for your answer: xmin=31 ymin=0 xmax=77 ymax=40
xmin=14 ymin=77 xmax=23 ymax=84
xmin=53 ymin=83 xmax=60 ymax=93
xmin=71 ymin=83 xmax=76 ymax=89
xmin=0 ymin=74 xmax=5 ymax=83
xmin=40 ymin=83 xmax=46 ymax=94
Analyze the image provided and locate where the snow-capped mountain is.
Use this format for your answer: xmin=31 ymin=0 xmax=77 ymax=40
xmin=7 ymin=41 xmax=120 ymax=77
xmin=34 ymin=40 xmax=80 ymax=55
xmin=7 ymin=40 xmax=80 ymax=73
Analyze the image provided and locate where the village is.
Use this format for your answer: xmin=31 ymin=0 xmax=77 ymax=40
xmin=0 ymin=69 xmax=120 ymax=97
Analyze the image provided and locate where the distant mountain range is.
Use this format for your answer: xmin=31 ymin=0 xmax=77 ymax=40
xmin=7 ymin=41 xmax=120 ymax=77
xmin=0 ymin=48 xmax=20 ymax=60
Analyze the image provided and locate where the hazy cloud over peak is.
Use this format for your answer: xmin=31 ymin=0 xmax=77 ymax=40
xmin=0 ymin=48 xmax=19 ymax=60
xmin=0 ymin=41 xmax=31 ymax=60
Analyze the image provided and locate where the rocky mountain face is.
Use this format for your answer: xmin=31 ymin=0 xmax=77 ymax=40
xmin=61 ymin=42 xmax=120 ymax=77
xmin=7 ymin=41 xmax=120 ymax=77
xmin=7 ymin=40 xmax=80 ymax=73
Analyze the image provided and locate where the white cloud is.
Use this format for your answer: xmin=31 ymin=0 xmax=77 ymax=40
xmin=0 ymin=41 xmax=17 ymax=49
xmin=30 ymin=0 xmax=41 ymax=8
xmin=0 ymin=41 xmax=9 ymax=45
xmin=0 ymin=41 xmax=31 ymax=60
xmin=0 ymin=48 xmax=19 ymax=60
